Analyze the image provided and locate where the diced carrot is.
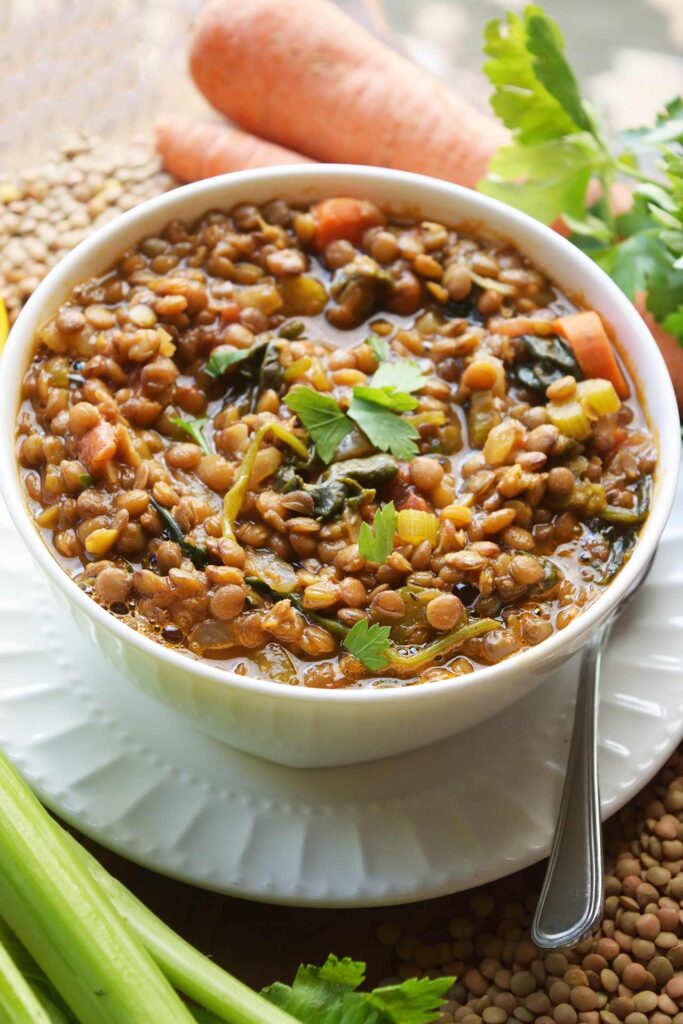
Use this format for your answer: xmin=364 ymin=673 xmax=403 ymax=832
xmin=554 ymin=311 xmax=629 ymax=399
xmin=311 ymin=197 xmax=384 ymax=252
xmin=489 ymin=316 xmax=556 ymax=337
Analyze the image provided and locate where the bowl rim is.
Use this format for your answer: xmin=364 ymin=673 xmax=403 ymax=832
xmin=0 ymin=162 xmax=679 ymax=706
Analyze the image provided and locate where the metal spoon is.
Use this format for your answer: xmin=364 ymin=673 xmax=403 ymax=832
xmin=531 ymin=561 xmax=652 ymax=950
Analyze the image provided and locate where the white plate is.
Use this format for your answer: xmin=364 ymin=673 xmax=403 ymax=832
xmin=1 ymin=468 xmax=682 ymax=907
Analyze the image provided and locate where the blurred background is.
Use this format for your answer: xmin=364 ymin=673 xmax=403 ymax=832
xmin=1 ymin=0 xmax=682 ymax=172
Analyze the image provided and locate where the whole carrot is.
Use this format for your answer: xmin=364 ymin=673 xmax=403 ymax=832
xmin=156 ymin=118 xmax=309 ymax=181
xmin=186 ymin=0 xmax=508 ymax=189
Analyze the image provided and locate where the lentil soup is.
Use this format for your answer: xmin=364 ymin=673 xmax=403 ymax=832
xmin=16 ymin=196 xmax=655 ymax=689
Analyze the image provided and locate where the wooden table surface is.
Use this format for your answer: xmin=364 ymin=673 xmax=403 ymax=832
xmin=80 ymin=829 xmax=546 ymax=990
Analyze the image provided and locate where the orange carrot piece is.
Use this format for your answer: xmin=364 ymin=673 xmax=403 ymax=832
xmin=155 ymin=118 xmax=309 ymax=182
xmin=188 ymin=0 xmax=508 ymax=189
xmin=555 ymin=311 xmax=629 ymax=399
xmin=311 ymin=197 xmax=384 ymax=252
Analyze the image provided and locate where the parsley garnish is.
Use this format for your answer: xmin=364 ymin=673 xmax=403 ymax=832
xmin=342 ymin=619 xmax=391 ymax=671
xmin=352 ymin=385 xmax=418 ymax=413
xmin=169 ymin=415 xmax=211 ymax=455
xmin=284 ymin=356 xmax=426 ymax=463
xmin=367 ymin=333 xmax=390 ymax=362
xmin=348 ymin=393 xmax=420 ymax=460
xmin=205 ymin=348 xmax=253 ymax=378
xmin=283 ymin=388 xmax=353 ymax=464
xmin=478 ymin=5 xmax=683 ymax=348
xmin=262 ymin=954 xmax=454 ymax=1024
xmin=371 ymin=360 xmax=427 ymax=394
xmin=79 ymin=473 xmax=93 ymax=489
xmin=358 ymin=501 xmax=397 ymax=563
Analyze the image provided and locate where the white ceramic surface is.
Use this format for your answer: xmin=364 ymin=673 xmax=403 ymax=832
xmin=0 ymin=470 xmax=682 ymax=906
xmin=0 ymin=165 xmax=679 ymax=768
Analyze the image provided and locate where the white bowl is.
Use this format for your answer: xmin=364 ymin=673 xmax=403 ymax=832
xmin=0 ymin=165 xmax=679 ymax=767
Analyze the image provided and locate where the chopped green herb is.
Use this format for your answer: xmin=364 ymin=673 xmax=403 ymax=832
xmin=366 ymin=334 xmax=390 ymax=362
xmin=149 ymin=497 xmax=212 ymax=570
xmin=478 ymin=5 xmax=683 ymax=348
xmin=348 ymin=394 xmax=419 ymax=460
xmin=284 ymin=387 xmax=353 ymax=464
xmin=352 ymin=385 xmax=418 ymax=413
xmin=205 ymin=348 xmax=253 ymax=378
xmin=358 ymin=502 xmax=397 ymax=563
xmin=262 ymin=953 xmax=454 ymax=1024
xmin=343 ymin=619 xmax=391 ymax=671
xmin=169 ymin=416 xmax=211 ymax=455
xmin=371 ymin=360 xmax=427 ymax=394
xmin=79 ymin=473 xmax=93 ymax=489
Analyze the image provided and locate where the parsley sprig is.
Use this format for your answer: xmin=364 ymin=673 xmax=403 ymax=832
xmin=342 ymin=619 xmax=392 ymax=671
xmin=284 ymin=358 xmax=427 ymax=463
xmin=169 ymin=415 xmax=211 ymax=455
xmin=479 ymin=5 xmax=683 ymax=346
xmin=262 ymin=953 xmax=454 ymax=1024
xmin=358 ymin=502 xmax=397 ymax=563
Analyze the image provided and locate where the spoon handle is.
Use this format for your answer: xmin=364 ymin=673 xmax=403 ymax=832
xmin=531 ymin=624 xmax=608 ymax=950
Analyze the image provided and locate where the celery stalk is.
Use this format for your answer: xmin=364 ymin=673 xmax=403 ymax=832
xmin=0 ymin=917 xmax=76 ymax=1023
xmin=221 ymin=422 xmax=308 ymax=539
xmin=0 ymin=753 xmax=196 ymax=1024
xmin=387 ymin=618 xmax=499 ymax=673
xmin=70 ymin=840 xmax=299 ymax=1024
xmin=0 ymin=930 xmax=54 ymax=1024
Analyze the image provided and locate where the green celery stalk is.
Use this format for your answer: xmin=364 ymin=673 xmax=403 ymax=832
xmin=0 ymin=752 xmax=196 ymax=1024
xmin=0 ymin=930 xmax=53 ymax=1024
xmin=70 ymin=840 xmax=298 ymax=1024
xmin=387 ymin=618 xmax=499 ymax=673
xmin=0 ymin=916 xmax=77 ymax=1023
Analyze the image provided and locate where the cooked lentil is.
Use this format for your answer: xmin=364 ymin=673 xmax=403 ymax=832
xmin=17 ymin=197 xmax=655 ymax=688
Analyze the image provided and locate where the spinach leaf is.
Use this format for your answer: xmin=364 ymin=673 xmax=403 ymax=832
xmin=325 ymin=454 xmax=399 ymax=488
xmin=149 ymin=497 xmax=213 ymax=570
xmin=209 ymin=341 xmax=283 ymax=412
xmin=511 ymin=333 xmax=582 ymax=393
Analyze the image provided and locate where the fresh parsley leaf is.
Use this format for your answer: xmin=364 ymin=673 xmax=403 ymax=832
xmin=261 ymin=954 xmax=454 ymax=1024
xmin=621 ymin=97 xmax=683 ymax=149
xmin=348 ymin=394 xmax=419 ymax=461
xmin=483 ymin=7 xmax=591 ymax=145
xmin=284 ymin=387 xmax=353 ymax=464
xmin=524 ymin=8 xmax=595 ymax=136
xmin=663 ymin=306 xmax=683 ymax=341
xmin=205 ymin=347 xmax=253 ymax=378
xmin=170 ymin=415 xmax=211 ymax=455
xmin=343 ymin=619 xmax=391 ymax=671
xmin=79 ymin=473 xmax=93 ymax=489
xmin=358 ymin=502 xmax=397 ymax=563
xmin=646 ymin=262 xmax=683 ymax=322
xmin=367 ymin=334 xmax=390 ymax=362
xmin=367 ymin=977 xmax=456 ymax=1024
xmin=481 ymin=137 xmax=600 ymax=225
xmin=592 ymin=232 xmax=670 ymax=301
xmin=353 ymin=386 xmax=418 ymax=413
xmin=371 ymin=360 xmax=427 ymax=394
xmin=479 ymin=7 xmax=607 ymax=225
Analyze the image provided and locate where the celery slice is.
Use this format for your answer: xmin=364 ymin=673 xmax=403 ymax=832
xmin=70 ymin=840 xmax=298 ymax=1024
xmin=0 ymin=931 xmax=53 ymax=1024
xmin=0 ymin=753 xmax=195 ymax=1024
xmin=221 ymin=422 xmax=308 ymax=539
xmin=387 ymin=618 xmax=499 ymax=673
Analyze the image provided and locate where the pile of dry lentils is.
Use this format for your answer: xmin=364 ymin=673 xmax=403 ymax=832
xmin=2 ymin=136 xmax=683 ymax=1024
